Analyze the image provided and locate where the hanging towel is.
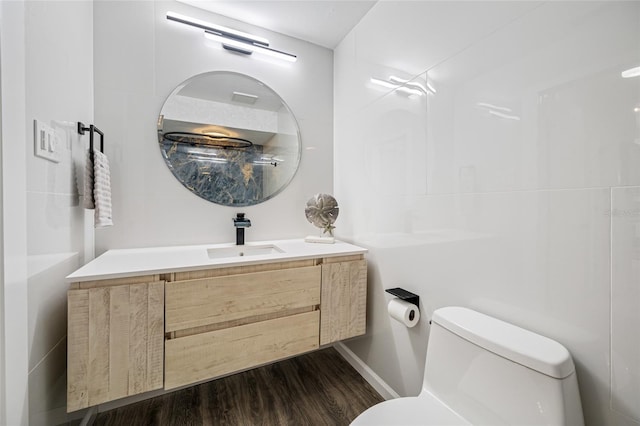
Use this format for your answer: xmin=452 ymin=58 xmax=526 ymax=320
xmin=92 ymin=150 xmax=113 ymax=228
xmin=82 ymin=150 xmax=95 ymax=209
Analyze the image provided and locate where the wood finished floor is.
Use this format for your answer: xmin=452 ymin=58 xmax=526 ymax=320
xmin=94 ymin=348 xmax=384 ymax=426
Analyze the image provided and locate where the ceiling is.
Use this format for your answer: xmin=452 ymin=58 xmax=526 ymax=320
xmin=176 ymin=0 xmax=377 ymax=49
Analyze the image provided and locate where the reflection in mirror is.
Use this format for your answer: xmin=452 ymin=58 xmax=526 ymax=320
xmin=158 ymin=71 xmax=301 ymax=206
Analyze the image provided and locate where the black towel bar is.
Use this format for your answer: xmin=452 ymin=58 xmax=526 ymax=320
xmin=78 ymin=122 xmax=104 ymax=153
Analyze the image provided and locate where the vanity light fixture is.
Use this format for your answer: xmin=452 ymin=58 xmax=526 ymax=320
xmin=167 ymin=11 xmax=297 ymax=63
xmin=621 ymin=66 xmax=640 ymax=78
xmin=203 ymin=32 xmax=297 ymax=62
xmin=167 ymin=11 xmax=268 ymax=44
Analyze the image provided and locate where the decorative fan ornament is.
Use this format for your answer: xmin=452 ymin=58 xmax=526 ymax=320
xmin=305 ymin=194 xmax=339 ymax=241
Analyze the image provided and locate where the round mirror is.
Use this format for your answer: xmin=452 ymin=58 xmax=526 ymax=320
xmin=157 ymin=71 xmax=301 ymax=206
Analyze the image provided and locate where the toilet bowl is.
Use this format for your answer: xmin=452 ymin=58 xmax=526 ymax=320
xmin=352 ymin=307 xmax=584 ymax=425
xmin=353 ymin=393 xmax=470 ymax=425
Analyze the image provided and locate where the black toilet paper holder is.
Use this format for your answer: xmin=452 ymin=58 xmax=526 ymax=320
xmin=385 ymin=288 xmax=419 ymax=307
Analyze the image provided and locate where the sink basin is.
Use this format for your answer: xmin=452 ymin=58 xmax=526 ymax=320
xmin=206 ymin=244 xmax=284 ymax=259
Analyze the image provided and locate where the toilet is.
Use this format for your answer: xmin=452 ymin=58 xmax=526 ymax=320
xmin=352 ymin=307 xmax=584 ymax=425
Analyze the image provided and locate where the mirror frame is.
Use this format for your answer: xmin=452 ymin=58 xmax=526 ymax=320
xmin=157 ymin=71 xmax=302 ymax=207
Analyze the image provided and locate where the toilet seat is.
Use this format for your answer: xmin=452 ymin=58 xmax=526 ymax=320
xmin=351 ymin=392 xmax=470 ymax=426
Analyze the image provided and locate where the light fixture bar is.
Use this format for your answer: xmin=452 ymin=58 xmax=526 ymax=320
xmin=167 ymin=11 xmax=297 ymax=63
xmin=167 ymin=11 xmax=270 ymax=46
xmin=205 ymin=31 xmax=297 ymax=63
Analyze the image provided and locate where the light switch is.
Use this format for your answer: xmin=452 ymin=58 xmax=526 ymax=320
xmin=34 ymin=119 xmax=60 ymax=163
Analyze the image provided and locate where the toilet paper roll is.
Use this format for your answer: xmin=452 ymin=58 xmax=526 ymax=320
xmin=388 ymin=298 xmax=420 ymax=328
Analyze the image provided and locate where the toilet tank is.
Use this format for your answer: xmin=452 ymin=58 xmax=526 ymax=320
xmin=423 ymin=307 xmax=584 ymax=426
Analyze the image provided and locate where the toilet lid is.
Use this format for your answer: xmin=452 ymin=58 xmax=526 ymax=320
xmin=351 ymin=394 xmax=470 ymax=426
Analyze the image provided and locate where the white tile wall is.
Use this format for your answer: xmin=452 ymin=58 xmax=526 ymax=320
xmin=335 ymin=1 xmax=640 ymax=425
xmin=334 ymin=2 xmax=543 ymax=119
xmin=23 ymin=1 xmax=94 ymax=423
xmin=28 ymin=337 xmax=68 ymax=426
xmin=611 ymin=186 xmax=640 ymax=423
xmin=424 ymin=1 xmax=640 ymax=195
xmin=1 ymin=2 xmax=29 ymax=423
xmin=94 ymin=0 xmax=334 ymax=253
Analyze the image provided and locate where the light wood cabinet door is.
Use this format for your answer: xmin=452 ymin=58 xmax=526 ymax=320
xmin=67 ymin=281 xmax=164 ymax=412
xmin=320 ymin=259 xmax=367 ymax=345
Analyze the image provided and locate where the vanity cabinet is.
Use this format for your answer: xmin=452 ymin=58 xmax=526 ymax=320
xmin=67 ymin=252 xmax=366 ymax=412
xmin=164 ymin=262 xmax=322 ymax=389
xmin=67 ymin=277 xmax=164 ymax=412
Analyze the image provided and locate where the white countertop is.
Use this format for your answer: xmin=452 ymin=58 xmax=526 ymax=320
xmin=67 ymin=239 xmax=367 ymax=282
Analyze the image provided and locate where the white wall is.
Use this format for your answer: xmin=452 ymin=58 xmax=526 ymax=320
xmin=0 ymin=2 xmax=29 ymax=423
xmin=94 ymin=1 xmax=333 ymax=253
xmin=25 ymin=1 xmax=95 ymax=424
xmin=334 ymin=2 xmax=640 ymax=425
xmin=22 ymin=1 xmax=93 ymax=425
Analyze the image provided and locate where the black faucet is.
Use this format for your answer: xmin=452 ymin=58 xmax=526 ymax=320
xmin=233 ymin=213 xmax=251 ymax=245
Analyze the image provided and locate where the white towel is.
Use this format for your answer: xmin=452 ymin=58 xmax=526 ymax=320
xmin=92 ymin=150 xmax=113 ymax=228
xmin=82 ymin=150 xmax=95 ymax=209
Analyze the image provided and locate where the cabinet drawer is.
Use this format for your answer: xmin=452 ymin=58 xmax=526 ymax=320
xmin=165 ymin=265 xmax=321 ymax=332
xmin=164 ymin=310 xmax=320 ymax=389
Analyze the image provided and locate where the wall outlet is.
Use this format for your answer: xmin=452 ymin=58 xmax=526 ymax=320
xmin=34 ymin=119 xmax=60 ymax=163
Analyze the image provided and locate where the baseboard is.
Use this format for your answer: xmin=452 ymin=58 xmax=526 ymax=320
xmin=333 ymin=342 xmax=400 ymax=400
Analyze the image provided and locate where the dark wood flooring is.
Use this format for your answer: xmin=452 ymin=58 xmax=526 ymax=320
xmin=94 ymin=348 xmax=384 ymax=426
